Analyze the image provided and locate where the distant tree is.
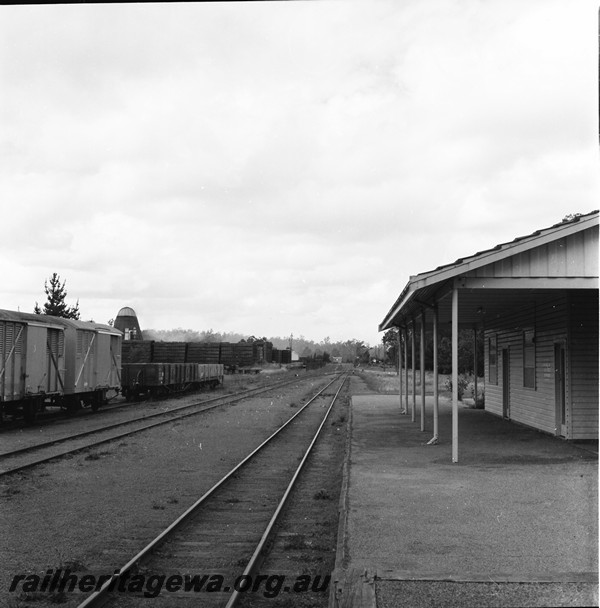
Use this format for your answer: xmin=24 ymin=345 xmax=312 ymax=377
xmin=34 ymin=273 xmax=80 ymax=319
xmin=434 ymin=329 xmax=483 ymax=374
xmin=356 ymin=342 xmax=370 ymax=365
xmin=385 ymin=326 xmax=483 ymax=374
xmin=201 ymin=329 xmax=217 ymax=342
xmin=382 ymin=328 xmax=399 ymax=368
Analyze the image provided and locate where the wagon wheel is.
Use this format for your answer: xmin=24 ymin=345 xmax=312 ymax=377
xmin=90 ymin=391 xmax=104 ymax=413
xmin=65 ymin=397 xmax=82 ymax=415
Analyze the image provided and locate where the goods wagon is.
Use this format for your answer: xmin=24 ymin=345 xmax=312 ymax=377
xmin=0 ymin=310 xmax=65 ymax=422
xmin=60 ymin=318 xmax=122 ymax=411
xmin=121 ymin=362 xmax=224 ymax=400
xmin=272 ymin=348 xmax=292 ymax=365
xmin=0 ymin=309 xmax=122 ymax=422
xmin=121 ymin=340 xmax=272 ymax=370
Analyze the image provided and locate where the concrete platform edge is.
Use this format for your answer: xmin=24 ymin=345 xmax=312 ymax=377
xmin=329 ymin=394 xmax=353 ymax=608
xmin=375 ymin=570 xmax=599 ymax=584
xmin=330 ymin=395 xmax=377 ymax=608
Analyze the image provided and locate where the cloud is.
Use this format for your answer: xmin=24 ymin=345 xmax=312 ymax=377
xmin=1 ymin=0 xmax=598 ymax=343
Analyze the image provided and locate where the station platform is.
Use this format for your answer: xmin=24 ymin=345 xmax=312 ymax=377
xmin=331 ymin=394 xmax=598 ymax=608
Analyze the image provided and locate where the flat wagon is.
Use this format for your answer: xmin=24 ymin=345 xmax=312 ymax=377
xmin=121 ymin=362 xmax=223 ymax=400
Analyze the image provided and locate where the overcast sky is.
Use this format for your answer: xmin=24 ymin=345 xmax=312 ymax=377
xmin=1 ymin=0 xmax=598 ymax=346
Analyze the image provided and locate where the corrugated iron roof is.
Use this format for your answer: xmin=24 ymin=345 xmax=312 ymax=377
xmin=429 ymin=210 xmax=598 ymax=274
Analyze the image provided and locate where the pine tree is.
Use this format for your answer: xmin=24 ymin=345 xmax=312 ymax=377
xmin=34 ymin=273 xmax=81 ymax=319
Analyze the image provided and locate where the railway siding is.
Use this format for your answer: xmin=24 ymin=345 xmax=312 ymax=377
xmin=237 ymin=390 xmax=350 ymax=608
xmin=0 ymin=374 xmax=312 ymax=476
xmin=0 ymin=369 xmax=346 ymax=608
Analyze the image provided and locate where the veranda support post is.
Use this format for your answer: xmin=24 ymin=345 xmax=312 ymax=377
xmin=473 ymin=325 xmax=478 ymax=407
xmin=411 ymin=322 xmax=416 ymax=423
xmin=420 ymin=309 xmax=426 ymax=432
xmin=404 ymin=329 xmax=409 ymax=416
xmin=398 ymin=327 xmax=405 ymax=413
xmin=452 ymin=287 xmax=459 ymax=463
xmin=428 ymin=305 xmax=439 ymax=445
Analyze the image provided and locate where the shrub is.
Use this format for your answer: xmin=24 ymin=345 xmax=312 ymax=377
xmin=444 ymin=374 xmax=470 ymax=400
xmin=446 ymin=374 xmax=485 ymax=406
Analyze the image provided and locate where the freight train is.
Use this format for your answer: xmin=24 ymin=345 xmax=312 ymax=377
xmin=120 ymin=339 xmax=325 ymax=371
xmin=121 ymin=339 xmax=275 ymax=370
xmin=0 ymin=309 xmax=122 ymax=423
xmin=0 ymin=309 xmax=224 ymax=423
xmin=120 ymin=362 xmax=223 ymax=401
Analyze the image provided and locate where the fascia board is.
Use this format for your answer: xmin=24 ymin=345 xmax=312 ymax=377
xmin=379 ymin=284 xmax=417 ymax=331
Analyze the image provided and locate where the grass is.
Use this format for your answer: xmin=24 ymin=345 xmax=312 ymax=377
xmin=331 ymin=415 xmax=346 ymax=426
xmin=15 ymin=590 xmax=68 ymax=604
xmin=59 ymin=559 xmax=88 ymax=572
xmin=283 ymin=534 xmax=308 ymax=551
xmin=360 ymin=368 xmax=485 ymax=407
xmin=84 ymin=450 xmax=112 ymax=461
xmin=313 ymin=489 xmax=332 ymax=500
xmin=359 ymin=367 xmax=450 ymax=394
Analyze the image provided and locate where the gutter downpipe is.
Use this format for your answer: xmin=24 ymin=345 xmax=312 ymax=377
xmin=420 ymin=309 xmax=426 ymax=432
xmin=452 ymin=286 xmax=459 ymax=463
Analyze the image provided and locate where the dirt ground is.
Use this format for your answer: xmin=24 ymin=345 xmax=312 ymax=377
xmin=1 ymin=369 xmax=337 ymax=608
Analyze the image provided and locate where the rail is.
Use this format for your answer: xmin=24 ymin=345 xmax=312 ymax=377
xmin=76 ymin=372 xmax=349 ymax=608
xmin=0 ymin=373 xmax=323 ymax=477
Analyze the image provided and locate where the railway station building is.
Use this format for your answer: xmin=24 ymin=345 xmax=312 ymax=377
xmin=379 ymin=211 xmax=599 ymax=461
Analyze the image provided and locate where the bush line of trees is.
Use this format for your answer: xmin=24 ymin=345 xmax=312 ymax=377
xmin=382 ymin=327 xmax=484 ymax=375
xmin=33 ymin=273 xmax=484 ymax=369
xmin=32 ymin=273 xmax=373 ymax=363
xmin=32 ymin=273 xmax=483 ymax=370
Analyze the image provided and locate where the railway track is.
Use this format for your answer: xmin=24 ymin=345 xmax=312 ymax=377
xmin=0 ymin=373 xmax=329 ymax=477
xmin=74 ymin=371 xmax=350 ymax=608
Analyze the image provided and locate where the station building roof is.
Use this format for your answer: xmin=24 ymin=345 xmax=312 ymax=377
xmin=379 ymin=210 xmax=599 ymax=332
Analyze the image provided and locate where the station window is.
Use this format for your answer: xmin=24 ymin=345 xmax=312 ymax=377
xmin=488 ymin=335 xmax=497 ymax=384
xmin=523 ymin=329 xmax=536 ymax=389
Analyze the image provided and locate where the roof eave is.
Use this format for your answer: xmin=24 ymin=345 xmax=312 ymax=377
xmin=378 ymin=211 xmax=599 ymax=332
xmin=379 ymin=282 xmax=417 ymax=331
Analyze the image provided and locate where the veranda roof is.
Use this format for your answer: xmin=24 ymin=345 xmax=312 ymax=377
xmin=379 ymin=210 xmax=599 ymax=332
